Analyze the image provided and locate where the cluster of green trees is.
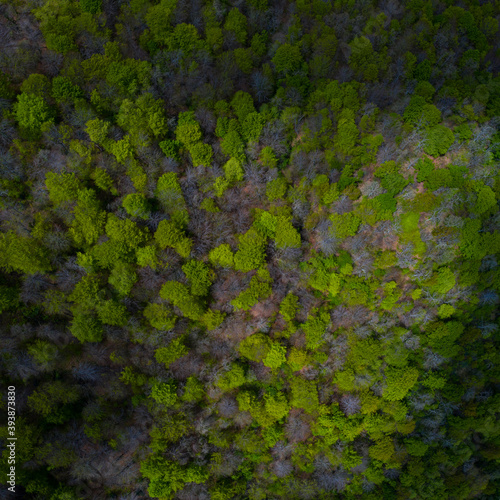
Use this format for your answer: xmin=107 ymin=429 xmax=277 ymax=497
xmin=0 ymin=0 xmax=499 ymax=499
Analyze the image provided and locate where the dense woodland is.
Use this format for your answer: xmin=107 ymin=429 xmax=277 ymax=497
xmin=0 ymin=0 xmax=499 ymax=498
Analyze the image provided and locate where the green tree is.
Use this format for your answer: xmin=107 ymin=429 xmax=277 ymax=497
xmin=383 ymin=367 xmax=419 ymax=401
xmin=424 ymin=125 xmax=455 ymax=156
xmin=70 ymin=313 xmax=103 ymax=342
xmin=15 ymin=93 xmax=54 ymax=136
xmin=182 ymin=260 xmax=214 ymax=296
xmin=272 ymin=44 xmax=303 ymax=74
xmin=279 ymin=293 xmax=299 ymax=322
xmin=144 ymin=303 xmax=176 ymax=331
xmin=224 ymin=8 xmax=247 ymax=45
xmin=0 ymin=232 xmax=51 ymax=274
xmin=154 ymin=220 xmax=192 ymax=258
xmin=69 ymin=189 xmax=107 ymax=247
xmin=159 ymin=281 xmax=206 ymax=320
xmin=108 ymin=262 xmax=137 ymax=295
xmin=122 ymin=193 xmax=150 ymax=219
xmin=28 ymin=381 xmax=79 ymax=424
xmin=155 ymin=337 xmax=188 ymax=368
xmin=209 ymin=244 xmax=234 ymax=268
xmin=234 ymin=229 xmax=267 ymax=272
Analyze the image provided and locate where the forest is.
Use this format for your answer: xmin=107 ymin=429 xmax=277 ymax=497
xmin=0 ymin=0 xmax=499 ymax=498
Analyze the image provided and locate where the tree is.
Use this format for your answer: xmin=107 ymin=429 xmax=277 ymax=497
xmin=289 ymin=377 xmax=319 ymax=413
xmin=224 ymin=8 xmax=247 ymax=45
xmin=155 ymin=337 xmax=188 ymax=368
xmin=266 ymin=177 xmax=288 ymax=202
xmin=234 ymin=229 xmax=267 ymax=272
xmin=28 ymin=381 xmax=79 ymax=424
xmin=272 ymin=44 xmax=303 ymax=74
xmin=159 ymin=281 xmax=205 ymax=320
xmin=116 ymin=93 xmax=167 ymax=146
xmin=383 ymin=367 xmax=419 ymax=401
xmin=85 ymin=118 xmax=111 ymax=145
xmin=182 ymin=260 xmax=214 ymax=296
xmin=141 ymin=455 xmax=208 ymax=498
xmin=144 ymin=303 xmax=176 ymax=331
xmin=151 ymin=381 xmax=178 ymax=407
xmin=279 ymin=293 xmax=299 ymax=322
xmin=122 ymin=193 xmax=150 ymax=219
xmin=209 ymin=244 xmax=234 ymax=268
xmin=0 ymin=232 xmax=51 ymax=274
xmin=108 ymin=262 xmax=138 ymax=296
xmin=15 ymin=93 xmax=54 ymax=136
xmin=336 ymin=109 xmax=359 ymax=155
xmin=424 ymin=125 xmax=455 ymax=156
xmin=80 ymin=0 xmax=102 ymax=14
xmin=69 ymin=189 xmax=107 ymax=247
xmin=154 ymin=220 xmax=192 ymax=258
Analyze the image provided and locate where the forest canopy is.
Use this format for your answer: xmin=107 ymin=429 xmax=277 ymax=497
xmin=0 ymin=0 xmax=499 ymax=499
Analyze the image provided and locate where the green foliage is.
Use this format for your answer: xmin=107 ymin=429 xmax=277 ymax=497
xmin=28 ymin=381 xmax=79 ymax=424
xmin=348 ymin=35 xmax=380 ymax=81
xmin=263 ymin=342 xmax=286 ymax=369
xmin=122 ymin=193 xmax=150 ymax=219
xmin=159 ymin=281 xmax=206 ymax=320
xmin=117 ymin=93 xmax=167 ymax=146
xmin=200 ymin=309 xmax=226 ymax=330
xmin=15 ymin=93 xmax=54 ymax=135
xmin=182 ymin=260 xmax=214 ymax=296
xmin=0 ymin=285 xmax=18 ymax=313
xmin=289 ymin=377 xmax=319 ymax=413
xmin=473 ymin=185 xmax=497 ymax=216
xmin=383 ymin=367 xmax=419 ymax=401
xmin=272 ymin=43 xmax=303 ymax=74
xmin=85 ymin=118 xmax=111 ymax=144
xmin=209 ymin=243 xmax=234 ymax=268
xmin=2 ymin=3 xmax=499 ymax=498
xmin=266 ymin=177 xmax=288 ymax=201
xmin=220 ymin=129 xmax=246 ymax=162
xmin=155 ymin=220 xmax=192 ymax=258
xmin=424 ymin=125 xmax=455 ymax=156
xmin=275 ymin=216 xmax=301 ymax=249
xmin=108 ymin=262 xmax=138 ymax=295
xmin=279 ymin=293 xmax=299 ymax=322
xmin=230 ymin=91 xmax=255 ymax=122
xmin=182 ymin=376 xmax=205 ymax=402
xmin=414 ymin=157 xmax=434 ymax=182
xmin=231 ymin=274 xmax=272 ymax=311
xmin=144 ymin=303 xmax=176 ymax=331
xmin=238 ymin=333 xmax=271 ymax=363
xmin=175 ymin=111 xmax=202 ymax=147
xmin=51 ymin=76 xmax=84 ymax=102
xmin=20 ymin=73 xmax=51 ymax=97
xmin=155 ymin=337 xmax=188 ymax=367
xmin=224 ymin=8 xmax=247 ymax=45
xmin=151 ymin=381 xmax=178 ymax=407
xmin=97 ymin=300 xmax=128 ymax=326
xmin=189 ymin=142 xmax=213 ymax=167
xmin=234 ymin=229 xmax=267 ymax=272
xmin=217 ymin=364 xmax=246 ymax=391
xmin=106 ymin=214 xmax=149 ymax=249
xmin=45 ymin=172 xmax=81 ymax=203
xmin=0 ymin=231 xmax=51 ymax=274
xmin=223 ymin=157 xmax=244 ymax=182
xmin=302 ymin=309 xmax=329 ymax=349
xmin=425 ymin=267 xmax=456 ymax=294
xmin=329 ymin=212 xmax=361 ymax=239
xmin=159 ymin=139 xmax=181 ymax=160
xmin=80 ymin=0 xmax=102 ymax=14
xmin=28 ymin=340 xmax=58 ymax=367
xmin=336 ymin=109 xmax=360 ymax=155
